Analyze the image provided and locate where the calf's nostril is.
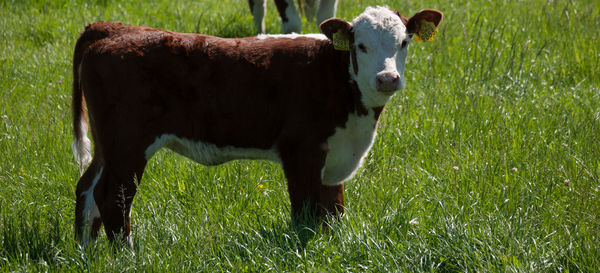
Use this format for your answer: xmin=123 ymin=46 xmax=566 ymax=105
xmin=375 ymin=73 xmax=401 ymax=92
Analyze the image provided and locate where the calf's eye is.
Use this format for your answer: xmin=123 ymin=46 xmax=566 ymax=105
xmin=358 ymin=43 xmax=367 ymax=53
xmin=401 ymin=40 xmax=408 ymax=49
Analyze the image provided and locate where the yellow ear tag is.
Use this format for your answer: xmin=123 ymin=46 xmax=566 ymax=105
xmin=332 ymin=29 xmax=350 ymax=51
xmin=415 ymin=19 xmax=438 ymax=42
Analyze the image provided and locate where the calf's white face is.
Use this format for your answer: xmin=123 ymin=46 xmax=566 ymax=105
xmin=351 ymin=7 xmax=409 ymax=107
xmin=320 ymin=6 xmax=443 ymax=108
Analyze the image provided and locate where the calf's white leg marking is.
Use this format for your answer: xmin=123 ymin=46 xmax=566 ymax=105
xmin=80 ymin=167 xmax=103 ymax=245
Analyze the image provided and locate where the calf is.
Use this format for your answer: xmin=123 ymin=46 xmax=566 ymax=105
xmin=72 ymin=6 xmax=443 ymax=245
xmin=249 ymin=0 xmax=337 ymax=33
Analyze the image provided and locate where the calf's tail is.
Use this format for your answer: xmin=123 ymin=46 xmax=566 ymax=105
xmin=72 ymin=32 xmax=92 ymax=174
xmin=72 ymin=23 xmax=116 ymax=174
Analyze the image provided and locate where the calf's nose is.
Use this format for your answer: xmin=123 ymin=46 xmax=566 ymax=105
xmin=375 ymin=72 xmax=400 ymax=93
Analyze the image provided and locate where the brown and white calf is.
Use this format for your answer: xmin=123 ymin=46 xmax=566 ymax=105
xmin=249 ymin=0 xmax=337 ymax=33
xmin=72 ymin=6 xmax=443 ymax=245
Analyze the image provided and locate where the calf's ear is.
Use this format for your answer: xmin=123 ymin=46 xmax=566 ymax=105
xmin=405 ymin=9 xmax=443 ymax=36
xmin=320 ymin=18 xmax=352 ymax=41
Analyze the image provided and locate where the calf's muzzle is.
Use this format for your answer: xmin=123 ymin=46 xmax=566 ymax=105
xmin=375 ymin=72 xmax=400 ymax=93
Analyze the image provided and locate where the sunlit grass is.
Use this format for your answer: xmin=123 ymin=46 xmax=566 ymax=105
xmin=1 ymin=0 xmax=599 ymax=271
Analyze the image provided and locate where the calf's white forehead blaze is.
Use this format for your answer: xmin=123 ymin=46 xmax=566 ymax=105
xmin=352 ymin=6 xmax=407 ymax=37
xmin=350 ymin=6 xmax=409 ymax=107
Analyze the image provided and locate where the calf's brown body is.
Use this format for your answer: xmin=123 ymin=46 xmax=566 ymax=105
xmin=73 ymin=22 xmax=377 ymax=243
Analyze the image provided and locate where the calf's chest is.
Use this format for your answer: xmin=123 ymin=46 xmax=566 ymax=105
xmin=321 ymin=110 xmax=379 ymax=185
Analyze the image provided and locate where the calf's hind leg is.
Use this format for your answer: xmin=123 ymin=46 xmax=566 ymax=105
xmin=75 ymin=159 xmax=104 ymax=246
xmin=93 ymin=155 xmax=147 ymax=246
xmin=75 ymin=155 xmax=146 ymax=246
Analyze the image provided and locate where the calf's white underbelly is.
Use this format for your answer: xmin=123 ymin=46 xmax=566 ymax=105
xmin=145 ymin=134 xmax=280 ymax=165
xmin=145 ymin=110 xmax=377 ymax=186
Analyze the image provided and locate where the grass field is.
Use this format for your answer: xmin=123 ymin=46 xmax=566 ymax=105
xmin=1 ymin=0 xmax=599 ymax=271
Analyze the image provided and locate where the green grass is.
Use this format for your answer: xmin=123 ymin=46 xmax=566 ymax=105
xmin=1 ymin=0 xmax=599 ymax=271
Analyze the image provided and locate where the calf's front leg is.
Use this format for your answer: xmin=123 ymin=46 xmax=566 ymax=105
xmin=318 ymin=183 xmax=344 ymax=217
xmin=280 ymin=144 xmax=344 ymax=222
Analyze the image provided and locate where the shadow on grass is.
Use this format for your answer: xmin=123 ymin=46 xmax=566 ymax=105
xmin=220 ymin=206 xmax=337 ymax=266
xmin=0 ymin=205 xmax=141 ymax=271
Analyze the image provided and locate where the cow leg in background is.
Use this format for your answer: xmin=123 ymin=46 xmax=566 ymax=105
xmin=75 ymin=159 xmax=104 ymax=245
xmin=248 ymin=0 xmax=266 ymax=33
xmin=274 ymin=0 xmax=302 ymax=33
xmin=302 ymin=0 xmax=318 ymax=22
xmin=93 ymin=153 xmax=147 ymax=246
xmin=316 ymin=0 xmax=337 ymax=27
